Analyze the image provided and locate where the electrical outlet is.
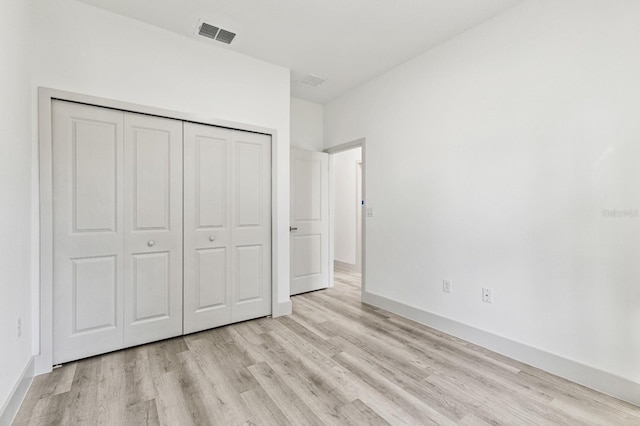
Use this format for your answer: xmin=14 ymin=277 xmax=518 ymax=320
xmin=482 ymin=288 xmax=493 ymax=304
xmin=443 ymin=280 xmax=452 ymax=293
xmin=17 ymin=318 xmax=21 ymax=338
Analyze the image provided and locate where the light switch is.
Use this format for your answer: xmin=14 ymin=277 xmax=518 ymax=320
xmin=366 ymin=207 xmax=374 ymax=217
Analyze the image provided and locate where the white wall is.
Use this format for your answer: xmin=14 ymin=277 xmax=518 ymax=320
xmin=290 ymin=97 xmax=324 ymax=151
xmin=333 ymin=148 xmax=362 ymax=266
xmin=325 ymin=0 xmax=640 ymax=391
xmin=31 ymin=0 xmax=291 ymax=370
xmin=0 ymin=0 xmax=33 ymax=413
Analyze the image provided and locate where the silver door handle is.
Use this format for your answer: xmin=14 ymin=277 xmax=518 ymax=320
xmin=289 ymin=226 xmax=298 ymax=232
xmin=209 ymin=235 xmax=216 ymax=242
xmin=147 ymin=240 xmax=155 ymax=247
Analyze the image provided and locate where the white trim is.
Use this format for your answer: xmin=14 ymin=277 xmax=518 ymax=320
xmin=355 ymin=160 xmax=362 ymax=273
xmin=324 ymin=139 xmax=365 ymax=154
xmin=37 ymin=87 xmax=286 ymax=374
xmin=334 ymin=260 xmax=358 ymax=273
xmin=362 ymin=290 xmax=640 ymax=408
xmin=327 ymin=154 xmax=335 ymax=288
xmin=0 ymin=357 xmax=34 ymax=426
xmin=273 ymin=300 xmax=293 ymax=317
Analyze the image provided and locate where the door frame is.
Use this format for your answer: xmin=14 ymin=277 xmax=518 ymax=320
xmin=355 ymin=161 xmax=362 ymax=273
xmin=324 ymin=138 xmax=366 ymax=297
xmin=36 ymin=87 xmax=282 ymax=375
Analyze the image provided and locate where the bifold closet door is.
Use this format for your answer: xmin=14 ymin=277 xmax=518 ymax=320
xmin=53 ymin=101 xmax=183 ymax=364
xmin=183 ymin=123 xmax=272 ymax=334
xmin=123 ymin=112 xmax=183 ymax=346
xmin=52 ymin=101 xmax=125 ymax=364
xmin=231 ymin=130 xmax=272 ymax=323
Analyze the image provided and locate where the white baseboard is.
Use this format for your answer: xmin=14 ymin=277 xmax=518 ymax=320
xmin=273 ymin=300 xmax=292 ymax=317
xmin=0 ymin=356 xmax=34 ymax=426
xmin=334 ymin=260 xmax=359 ymax=273
xmin=362 ymin=290 xmax=640 ymax=408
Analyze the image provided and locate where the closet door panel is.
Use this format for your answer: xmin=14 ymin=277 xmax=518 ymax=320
xmin=183 ymin=123 xmax=232 ymax=333
xmin=197 ymin=139 xmax=226 ymax=228
xmin=196 ymin=248 xmax=227 ymax=308
xmin=235 ymin=245 xmax=263 ymax=303
xmin=71 ymin=256 xmax=118 ymax=332
xmin=131 ymin=252 xmax=171 ymax=321
xmin=52 ymin=100 xmax=125 ymax=364
xmin=123 ymin=113 xmax=183 ymax=346
xmin=132 ymin=131 xmax=171 ymax=230
xmin=231 ymin=131 xmax=272 ymax=322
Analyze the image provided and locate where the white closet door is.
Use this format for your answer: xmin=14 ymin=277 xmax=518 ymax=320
xmin=183 ymin=123 xmax=233 ymax=333
xmin=123 ymin=112 xmax=183 ymax=346
xmin=183 ymin=124 xmax=272 ymax=332
xmin=52 ymin=100 xmax=125 ymax=364
xmin=231 ymin=130 xmax=272 ymax=322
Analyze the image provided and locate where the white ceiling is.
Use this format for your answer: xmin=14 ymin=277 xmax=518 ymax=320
xmin=76 ymin=0 xmax=523 ymax=104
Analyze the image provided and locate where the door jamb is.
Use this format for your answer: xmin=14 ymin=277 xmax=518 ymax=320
xmin=324 ymin=138 xmax=366 ymax=297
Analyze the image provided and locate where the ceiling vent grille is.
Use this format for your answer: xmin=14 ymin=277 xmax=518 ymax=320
xmin=296 ymin=74 xmax=327 ymax=88
xmin=197 ymin=21 xmax=236 ymax=45
xmin=215 ymin=29 xmax=236 ymax=44
xmin=198 ymin=22 xmax=220 ymax=40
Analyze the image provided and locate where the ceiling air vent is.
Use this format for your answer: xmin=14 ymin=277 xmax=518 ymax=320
xmin=198 ymin=22 xmax=220 ymax=40
xmin=197 ymin=21 xmax=236 ymax=45
xmin=296 ymin=74 xmax=327 ymax=88
xmin=215 ymin=29 xmax=236 ymax=44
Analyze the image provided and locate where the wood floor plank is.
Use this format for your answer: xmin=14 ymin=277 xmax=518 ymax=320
xmin=125 ymin=398 xmax=160 ymax=425
xmin=124 ymin=345 xmax=156 ymax=407
xmin=457 ymin=413 xmax=494 ymax=426
xmin=257 ymin=331 xmax=351 ymax=423
xmin=262 ymin=329 xmax=434 ymax=425
xmin=247 ymin=362 xmax=324 ymax=425
xmin=21 ymin=392 xmax=67 ymax=426
xmin=277 ymin=312 xmax=338 ymax=346
xmin=332 ymin=351 xmax=456 ymax=426
xmin=518 ymin=367 xmax=640 ymax=420
xmin=12 ymin=363 xmax=77 ymax=425
xmin=240 ymin=386 xmax=291 ymax=426
xmin=184 ymin=338 xmax=254 ymax=423
xmin=330 ymin=335 xmax=469 ymax=421
xmin=94 ymin=351 xmax=127 ymax=425
xmin=337 ymin=399 xmax=390 ymax=426
xmin=146 ymin=337 xmax=189 ymax=377
xmin=191 ymin=328 xmax=261 ymax=394
xmin=152 ymin=371 xmax=196 ymax=426
xmin=15 ymin=269 xmax=640 ymax=425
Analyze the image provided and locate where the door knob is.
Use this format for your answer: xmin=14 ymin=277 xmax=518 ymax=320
xmin=147 ymin=240 xmax=155 ymax=247
xmin=289 ymin=226 xmax=298 ymax=232
xmin=209 ymin=236 xmax=215 ymax=242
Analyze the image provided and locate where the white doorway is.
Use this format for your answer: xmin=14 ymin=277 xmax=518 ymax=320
xmin=325 ymin=139 xmax=366 ymax=296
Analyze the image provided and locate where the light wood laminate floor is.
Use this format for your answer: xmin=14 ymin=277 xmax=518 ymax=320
xmin=15 ymin=269 xmax=640 ymax=425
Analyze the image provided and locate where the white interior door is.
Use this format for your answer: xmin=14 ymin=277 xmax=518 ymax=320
xmin=123 ymin=112 xmax=183 ymax=346
xmin=290 ymin=148 xmax=329 ymax=295
xmin=52 ymin=100 xmax=125 ymax=364
xmin=184 ymin=124 xmax=272 ymax=332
